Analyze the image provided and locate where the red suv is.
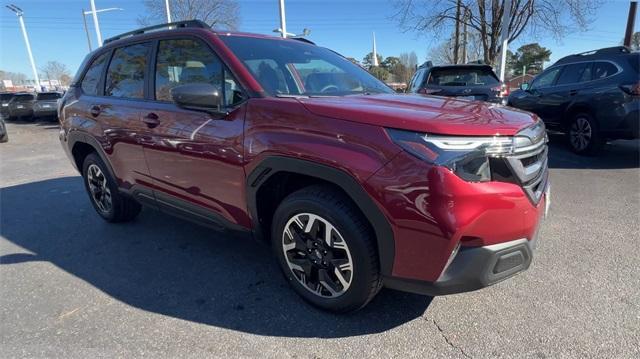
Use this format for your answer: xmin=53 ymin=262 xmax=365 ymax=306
xmin=59 ymin=21 xmax=549 ymax=312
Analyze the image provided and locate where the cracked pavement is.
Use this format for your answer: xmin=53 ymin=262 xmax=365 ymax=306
xmin=1 ymin=121 xmax=639 ymax=358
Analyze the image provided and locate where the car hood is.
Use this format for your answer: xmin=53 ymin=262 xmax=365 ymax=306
xmin=297 ymin=94 xmax=538 ymax=136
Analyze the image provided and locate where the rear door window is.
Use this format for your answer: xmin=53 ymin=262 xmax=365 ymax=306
xmin=81 ymin=52 xmax=109 ymax=95
xmin=555 ymin=63 xmax=591 ymax=85
xmin=105 ymin=43 xmax=151 ymax=99
xmin=427 ymin=67 xmax=500 ymax=86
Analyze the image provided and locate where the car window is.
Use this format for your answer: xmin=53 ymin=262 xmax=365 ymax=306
xmin=36 ymin=93 xmax=61 ymax=100
xmin=11 ymin=94 xmax=34 ymax=102
xmin=1 ymin=94 xmax=14 ymax=101
xmin=427 ymin=67 xmax=500 ymax=86
xmin=578 ymin=63 xmax=593 ymax=82
xmin=530 ymin=67 xmax=561 ymax=89
xmin=105 ymin=43 xmax=151 ymax=99
xmin=409 ymin=68 xmax=426 ymax=93
xmin=555 ymin=63 xmax=591 ymax=85
xmin=221 ymin=35 xmax=393 ymax=96
xmin=155 ymin=38 xmax=225 ymax=103
xmin=592 ymin=61 xmax=618 ymax=80
xmin=81 ymin=52 xmax=109 ymax=96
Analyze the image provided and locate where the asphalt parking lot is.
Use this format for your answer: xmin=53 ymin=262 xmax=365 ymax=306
xmin=1 ymin=120 xmax=639 ymax=358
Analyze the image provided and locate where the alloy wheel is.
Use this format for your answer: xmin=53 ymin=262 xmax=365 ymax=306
xmin=87 ymin=164 xmax=112 ymax=214
xmin=569 ymin=117 xmax=592 ymax=152
xmin=282 ymin=213 xmax=354 ymax=298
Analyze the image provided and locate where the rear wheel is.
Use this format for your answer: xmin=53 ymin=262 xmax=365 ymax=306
xmin=567 ymin=113 xmax=602 ymax=155
xmin=82 ymin=153 xmax=141 ymax=222
xmin=271 ymin=185 xmax=381 ymax=313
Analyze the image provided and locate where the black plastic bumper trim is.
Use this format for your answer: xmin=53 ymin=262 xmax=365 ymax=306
xmin=383 ymin=236 xmax=537 ymax=296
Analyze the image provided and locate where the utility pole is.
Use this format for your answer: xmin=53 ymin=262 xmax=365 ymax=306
xmin=624 ymin=0 xmax=637 ymax=47
xmin=5 ymin=4 xmax=40 ymax=91
xmin=278 ymin=0 xmax=287 ymax=38
xmin=89 ymin=0 xmax=102 ymax=46
xmin=82 ymin=9 xmax=92 ymax=51
xmin=453 ymin=0 xmax=461 ymax=64
xmin=498 ymin=0 xmax=512 ymax=82
xmin=461 ymin=8 xmax=469 ymax=64
xmin=165 ymin=0 xmax=172 ymax=23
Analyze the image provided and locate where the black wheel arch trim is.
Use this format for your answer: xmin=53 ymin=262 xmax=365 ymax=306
xmin=67 ymin=130 xmax=118 ymax=182
xmin=246 ymin=156 xmax=395 ymax=276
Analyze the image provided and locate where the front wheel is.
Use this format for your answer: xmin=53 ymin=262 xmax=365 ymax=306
xmin=271 ymin=185 xmax=382 ymax=313
xmin=567 ymin=113 xmax=602 ymax=155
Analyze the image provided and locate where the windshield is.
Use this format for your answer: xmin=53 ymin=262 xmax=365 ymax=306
xmin=220 ymin=35 xmax=393 ymax=97
xmin=36 ymin=93 xmax=61 ymax=100
xmin=12 ymin=94 xmax=35 ymax=102
xmin=428 ymin=67 xmax=500 ymax=87
xmin=1 ymin=94 xmax=14 ymax=101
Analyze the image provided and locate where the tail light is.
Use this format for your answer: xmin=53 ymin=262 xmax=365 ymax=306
xmin=620 ymin=82 xmax=640 ymax=96
xmin=493 ymin=83 xmax=509 ymax=98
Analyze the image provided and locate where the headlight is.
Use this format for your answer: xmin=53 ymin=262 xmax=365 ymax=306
xmin=386 ymin=128 xmax=537 ymax=182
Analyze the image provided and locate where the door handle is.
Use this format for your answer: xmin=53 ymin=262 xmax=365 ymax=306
xmin=569 ymin=89 xmax=578 ymax=96
xmin=90 ymin=105 xmax=101 ymax=117
xmin=142 ymin=112 xmax=160 ymax=128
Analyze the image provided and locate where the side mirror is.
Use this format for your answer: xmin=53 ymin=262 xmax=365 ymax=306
xmin=171 ymin=84 xmax=226 ymax=115
xmin=520 ymin=82 xmax=530 ymax=91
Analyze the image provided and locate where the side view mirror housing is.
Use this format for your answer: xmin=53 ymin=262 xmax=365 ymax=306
xmin=520 ymin=82 xmax=530 ymax=91
xmin=171 ymin=84 xmax=227 ymax=116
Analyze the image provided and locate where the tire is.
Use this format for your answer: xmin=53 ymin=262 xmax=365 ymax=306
xmin=567 ymin=113 xmax=602 ymax=155
xmin=81 ymin=153 xmax=141 ymax=222
xmin=271 ymin=185 xmax=382 ymax=313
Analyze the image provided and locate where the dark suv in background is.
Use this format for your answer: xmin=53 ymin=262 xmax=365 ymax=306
xmin=59 ymin=21 xmax=549 ymax=312
xmin=408 ymin=63 xmax=508 ymax=104
xmin=33 ymin=91 xmax=62 ymax=120
xmin=509 ymin=46 xmax=639 ymax=155
xmin=7 ymin=93 xmax=35 ymax=120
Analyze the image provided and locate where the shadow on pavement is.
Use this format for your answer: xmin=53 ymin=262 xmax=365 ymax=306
xmin=0 ymin=177 xmax=432 ymax=338
xmin=547 ymin=135 xmax=639 ymax=170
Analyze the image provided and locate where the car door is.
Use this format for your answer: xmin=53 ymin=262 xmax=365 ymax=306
xmin=139 ymin=37 xmax=251 ymax=228
xmin=67 ymin=45 xmax=154 ymax=192
xmin=509 ymin=66 xmax=562 ymax=121
xmin=538 ymin=62 xmax=593 ymax=126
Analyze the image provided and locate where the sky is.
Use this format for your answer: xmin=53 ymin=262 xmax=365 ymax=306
xmin=0 ymin=0 xmax=637 ymax=80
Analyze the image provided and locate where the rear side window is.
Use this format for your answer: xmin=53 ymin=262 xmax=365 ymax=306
xmin=154 ymin=38 xmax=223 ymax=102
xmin=81 ymin=52 xmax=108 ymax=95
xmin=556 ymin=62 xmax=591 ymax=85
xmin=427 ymin=67 xmax=500 ymax=86
xmin=592 ymin=62 xmax=618 ymax=80
xmin=105 ymin=43 xmax=151 ymax=99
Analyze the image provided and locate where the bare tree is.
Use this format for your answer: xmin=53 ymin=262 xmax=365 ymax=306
xmin=40 ymin=61 xmax=72 ymax=86
xmin=0 ymin=70 xmax=28 ymax=85
xmin=398 ymin=52 xmax=419 ymax=84
xmin=394 ymin=0 xmax=602 ymax=65
xmin=429 ymin=32 xmax=484 ymax=64
xmin=139 ymin=0 xmax=240 ymax=29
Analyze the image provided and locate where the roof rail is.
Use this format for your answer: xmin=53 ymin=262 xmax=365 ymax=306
xmin=556 ymin=46 xmax=631 ymax=63
xmin=103 ymin=20 xmax=210 ymax=44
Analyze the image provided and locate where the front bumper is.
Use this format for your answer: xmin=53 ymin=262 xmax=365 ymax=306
xmin=384 ymin=234 xmax=537 ymax=295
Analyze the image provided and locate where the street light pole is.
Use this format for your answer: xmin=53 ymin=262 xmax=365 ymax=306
xmin=278 ymin=0 xmax=287 ymax=38
xmin=90 ymin=0 xmax=102 ymax=47
xmin=624 ymin=0 xmax=638 ymax=47
xmin=82 ymin=8 xmax=92 ymax=51
xmin=498 ymin=0 xmax=512 ymax=82
xmin=5 ymin=4 xmax=40 ymax=91
xmin=165 ymin=0 xmax=172 ymax=23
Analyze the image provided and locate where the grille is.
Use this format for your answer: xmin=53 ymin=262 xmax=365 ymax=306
xmin=491 ymin=121 xmax=549 ymax=204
